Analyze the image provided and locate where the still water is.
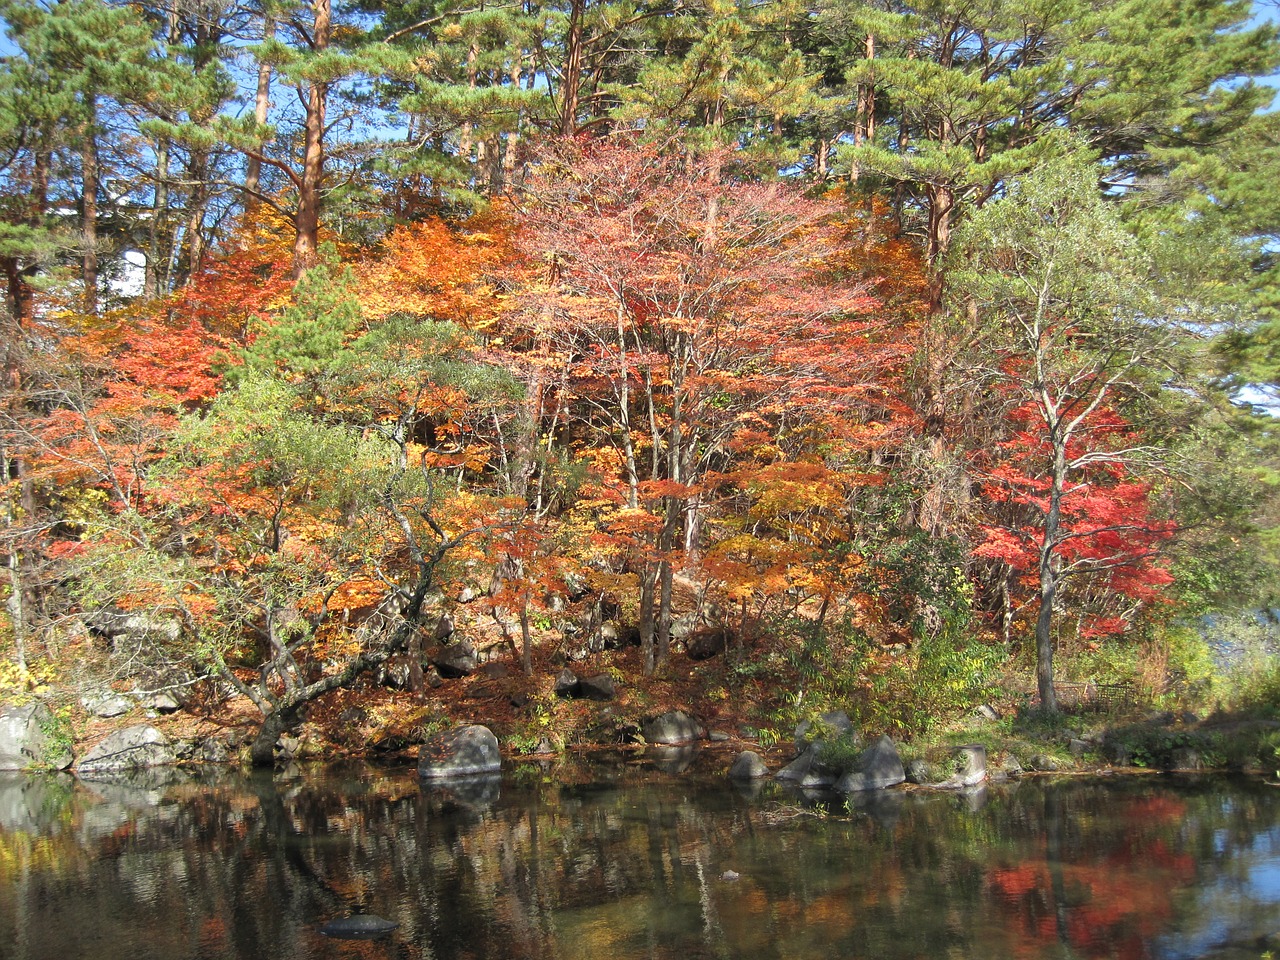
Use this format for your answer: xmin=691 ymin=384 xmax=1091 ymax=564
xmin=2 ymin=754 xmax=1279 ymax=960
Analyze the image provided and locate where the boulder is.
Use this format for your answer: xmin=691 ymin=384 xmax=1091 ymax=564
xmin=376 ymin=655 xmax=417 ymax=690
xmin=136 ymin=690 xmax=181 ymax=713
xmin=0 ymin=702 xmax=72 ymax=771
xmin=81 ymin=692 xmax=132 ymax=719
xmin=78 ymin=725 xmax=177 ymax=773
xmin=775 ymin=748 xmax=839 ymax=789
xmin=431 ymin=641 xmax=478 ymax=679
xmin=686 ymin=627 xmax=731 ymax=661
xmin=728 ymin=750 xmax=770 ymax=780
xmin=952 ymin=744 xmax=987 ymax=787
xmin=577 ymin=674 xmax=616 ymax=701
xmin=794 ymin=710 xmax=857 ymax=753
xmin=433 ymin=614 xmax=456 ymax=641
xmin=905 ymin=758 xmax=944 ymax=785
xmin=642 ymin=710 xmax=705 ymax=745
xmin=553 ymin=668 xmax=579 ymax=697
xmin=835 ymin=735 xmax=905 ymax=793
xmin=418 ymin=724 xmax=502 ymax=779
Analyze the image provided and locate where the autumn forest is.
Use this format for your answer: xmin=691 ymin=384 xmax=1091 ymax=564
xmin=2 ymin=0 xmax=1280 ymax=760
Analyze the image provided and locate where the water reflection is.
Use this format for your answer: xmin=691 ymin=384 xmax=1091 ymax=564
xmin=1 ymin=763 xmax=1280 ymax=960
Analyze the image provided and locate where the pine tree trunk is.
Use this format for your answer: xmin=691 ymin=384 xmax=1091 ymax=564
xmin=244 ymin=16 xmax=275 ymax=211
xmin=293 ymin=0 xmax=330 ymax=278
xmin=81 ymin=102 xmax=99 ymax=315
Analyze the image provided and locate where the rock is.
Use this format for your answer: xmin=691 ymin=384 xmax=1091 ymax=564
xmin=686 ymin=627 xmax=731 ymax=661
xmin=1027 ymin=754 xmax=1061 ymax=772
xmin=708 ymin=730 xmax=730 ymax=742
xmin=577 ymin=674 xmax=616 ymax=701
xmin=320 ymin=915 xmax=399 ymax=940
xmin=1171 ymin=747 xmax=1202 ymax=770
xmin=82 ymin=692 xmax=132 ymax=719
xmin=0 ymin=703 xmax=72 ymax=771
xmin=721 ymin=870 xmax=740 ymax=882
xmin=775 ymin=749 xmax=838 ymax=788
xmin=1068 ymin=738 xmax=1089 ymax=758
xmin=433 ymin=614 xmax=455 ymax=641
xmin=999 ymin=755 xmax=1024 ymax=778
xmin=198 ymin=738 xmax=230 ymax=763
xmin=905 ymin=758 xmax=944 ymax=785
xmin=479 ymin=662 xmax=510 ymax=680
xmin=458 ymin=585 xmax=480 ymax=603
xmin=554 ymin=669 xmax=580 ymax=697
xmin=418 ymin=724 xmax=502 ymax=779
xmin=794 ymin=711 xmax=856 ymax=753
xmin=952 ymin=744 xmax=987 ymax=787
xmin=376 ymin=655 xmax=416 ymax=690
xmin=642 ymin=710 xmax=705 ymax=745
xmin=728 ymin=750 xmax=770 ymax=780
xmin=835 ymin=736 xmax=905 ymax=793
xmin=136 ymin=690 xmax=181 ymax=713
xmin=974 ymin=704 xmax=1001 ymax=721
xmin=78 ymin=725 xmax=177 ymax=773
xmin=431 ymin=641 xmax=478 ymax=679
xmin=1180 ymin=711 xmax=1200 ymax=725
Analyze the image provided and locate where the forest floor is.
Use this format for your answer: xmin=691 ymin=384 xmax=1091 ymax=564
xmin=60 ymin=632 xmax=1280 ymax=779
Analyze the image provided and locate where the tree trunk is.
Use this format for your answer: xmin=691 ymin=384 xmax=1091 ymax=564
xmin=560 ymin=0 xmax=584 ymax=137
xmin=1035 ymin=442 xmax=1067 ymax=713
xmin=244 ymin=15 xmax=275 ymax=211
xmin=81 ymin=101 xmax=99 ymax=315
xmin=293 ymin=0 xmax=330 ymax=278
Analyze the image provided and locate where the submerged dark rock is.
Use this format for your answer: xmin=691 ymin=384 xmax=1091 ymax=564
xmin=320 ymin=915 xmax=399 ymax=939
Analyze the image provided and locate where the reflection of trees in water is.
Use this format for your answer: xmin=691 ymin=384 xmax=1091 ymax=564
xmin=2 ymin=770 xmax=1280 ymax=960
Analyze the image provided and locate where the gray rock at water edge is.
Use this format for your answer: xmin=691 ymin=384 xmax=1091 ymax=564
xmin=905 ymin=758 xmax=944 ymax=785
xmin=1027 ymin=754 xmax=1061 ymax=772
xmin=835 ymin=735 xmax=905 ymax=793
xmin=577 ymin=674 xmax=616 ymax=701
xmin=1068 ymin=738 xmax=1090 ymax=758
xmin=728 ymin=750 xmax=770 ymax=780
xmin=1171 ymin=747 xmax=1202 ymax=771
xmin=418 ymin=724 xmax=502 ymax=779
xmin=794 ymin=710 xmax=857 ymax=753
xmin=78 ymin=725 xmax=177 ymax=772
xmin=643 ymin=710 xmax=706 ymax=745
xmin=0 ymin=702 xmax=73 ymax=771
xmin=774 ymin=749 xmax=838 ymax=788
xmin=320 ymin=915 xmax=400 ymax=940
xmin=999 ymin=755 xmax=1024 ymax=778
xmin=431 ymin=641 xmax=478 ymax=679
xmin=952 ymin=744 xmax=987 ymax=787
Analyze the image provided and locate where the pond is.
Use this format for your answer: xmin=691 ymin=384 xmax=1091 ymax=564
xmin=1 ymin=753 xmax=1279 ymax=960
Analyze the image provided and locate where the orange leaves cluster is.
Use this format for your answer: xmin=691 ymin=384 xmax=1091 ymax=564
xmin=357 ymin=213 xmax=511 ymax=327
